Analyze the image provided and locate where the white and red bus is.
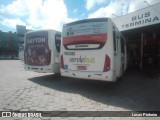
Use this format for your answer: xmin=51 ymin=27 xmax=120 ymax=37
xmin=61 ymin=18 xmax=127 ymax=81
xmin=24 ymin=29 xmax=61 ymax=73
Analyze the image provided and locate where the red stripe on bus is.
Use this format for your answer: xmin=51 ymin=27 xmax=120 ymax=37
xmin=63 ymin=33 xmax=107 ymax=45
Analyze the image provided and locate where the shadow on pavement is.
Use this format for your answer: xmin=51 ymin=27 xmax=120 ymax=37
xmin=28 ymin=70 xmax=160 ymax=111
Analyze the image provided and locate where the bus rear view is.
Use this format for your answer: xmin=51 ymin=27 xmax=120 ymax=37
xmin=61 ymin=18 xmax=127 ymax=82
xmin=24 ymin=30 xmax=61 ymax=73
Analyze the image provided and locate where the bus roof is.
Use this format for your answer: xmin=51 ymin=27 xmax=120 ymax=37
xmin=64 ymin=18 xmax=110 ymax=27
xmin=26 ymin=29 xmax=60 ymax=34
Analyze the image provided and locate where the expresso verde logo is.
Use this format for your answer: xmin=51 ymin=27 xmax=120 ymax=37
xmin=69 ymin=56 xmax=95 ymax=63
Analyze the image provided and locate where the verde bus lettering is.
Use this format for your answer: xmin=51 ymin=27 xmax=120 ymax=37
xmin=69 ymin=56 xmax=95 ymax=63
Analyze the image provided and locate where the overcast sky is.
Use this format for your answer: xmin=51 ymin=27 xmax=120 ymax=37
xmin=0 ymin=0 xmax=159 ymax=32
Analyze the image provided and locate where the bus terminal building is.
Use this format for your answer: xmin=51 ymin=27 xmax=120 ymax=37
xmin=113 ymin=2 xmax=160 ymax=70
xmin=0 ymin=25 xmax=32 ymax=59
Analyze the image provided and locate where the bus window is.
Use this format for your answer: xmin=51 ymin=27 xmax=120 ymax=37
xmin=55 ymin=33 xmax=61 ymax=52
xmin=113 ymin=26 xmax=116 ymax=52
xmin=121 ymin=36 xmax=125 ymax=53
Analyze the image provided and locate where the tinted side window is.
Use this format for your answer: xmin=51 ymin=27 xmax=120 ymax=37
xmin=113 ymin=26 xmax=116 ymax=51
xmin=121 ymin=36 xmax=125 ymax=53
xmin=55 ymin=33 xmax=61 ymax=52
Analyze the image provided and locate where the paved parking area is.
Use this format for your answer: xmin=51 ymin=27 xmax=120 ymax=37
xmin=0 ymin=60 xmax=160 ymax=120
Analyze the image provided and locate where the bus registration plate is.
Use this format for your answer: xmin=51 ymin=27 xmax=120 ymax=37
xmin=77 ymin=66 xmax=86 ymax=70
